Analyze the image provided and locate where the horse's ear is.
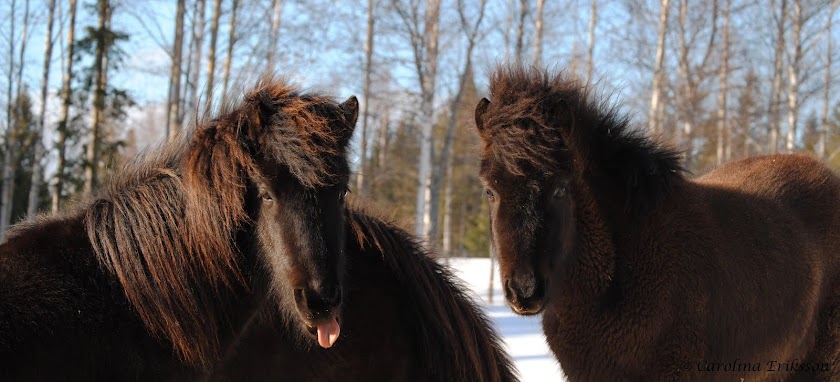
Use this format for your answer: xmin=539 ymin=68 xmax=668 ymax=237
xmin=337 ymin=96 xmax=359 ymax=145
xmin=475 ymin=97 xmax=491 ymax=134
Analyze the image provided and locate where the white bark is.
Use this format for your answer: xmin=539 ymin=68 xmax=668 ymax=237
xmin=27 ymin=0 xmax=57 ymax=218
xmin=220 ymin=0 xmax=238 ymax=106
xmin=84 ymin=0 xmax=110 ymax=195
xmin=204 ymin=0 xmax=222 ymax=115
xmin=186 ymin=0 xmax=205 ymax=119
xmin=52 ymin=0 xmax=77 ymax=213
xmin=1 ymin=0 xmax=20 ymax=237
xmin=586 ymin=0 xmax=596 ymax=80
xmin=819 ymin=3 xmax=836 ymax=159
xmin=786 ymin=0 xmax=802 ymax=152
xmin=514 ymin=0 xmax=527 ymax=62
xmin=356 ymin=0 xmax=376 ymax=195
xmin=267 ymin=0 xmax=284 ymax=69
xmin=648 ymin=0 xmax=671 ymax=134
xmin=716 ymin=0 xmax=730 ymax=165
xmin=769 ymin=0 xmax=787 ymax=153
xmin=533 ymin=0 xmax=545 ymax=67
xmin=166 ymin=0 xmax=186 ymax=140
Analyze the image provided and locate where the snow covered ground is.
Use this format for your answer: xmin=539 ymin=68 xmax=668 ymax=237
xmin=445 ymin=258 xmax=567 ymax=381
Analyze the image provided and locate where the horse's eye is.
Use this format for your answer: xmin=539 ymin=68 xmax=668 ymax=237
xmin=552 ymin=187 xmax=566 ymax=198
xmin=485 ymin=188 xmax=495 ymax=200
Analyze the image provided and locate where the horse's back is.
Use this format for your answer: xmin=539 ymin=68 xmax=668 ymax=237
xmin=695 ymin=153 xmax=840 ymax=259
xmin=681 ymin=154 xmax=840 ymax=378
xmin=0 ymin=215 xmax=196 ymax=381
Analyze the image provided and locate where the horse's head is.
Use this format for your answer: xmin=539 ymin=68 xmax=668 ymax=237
xmin=245 ymin=87 xmax=357 ymax=348
xmin=191 ymin=81 xmax=357 ymax=348
xmin=473 ymin=67 xmax=580 ymax=315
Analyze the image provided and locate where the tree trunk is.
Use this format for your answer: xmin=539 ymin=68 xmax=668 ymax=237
xmin=586 ymin=0 xmax=596 ymax=80
xmin=52 ymin=0 xmax=77 ymax=213
xmin=187 ymin=0 xmax=205 ymax=119
xmin=167 ymin=0 xmax=186 ymax=140
xmin=356 ymin=0 xmax=376 ymax=196
xmin=429 ymin=0 xmax=485 ymax=243
xmin=647 ymin=0 xmax=670 ymax=134
xmin=376 ymin=106 xmax=389 ymax=174
xmin=533 ymin=0 xmax=544 ymax=67
xmin=504 ymin=0 xmax=513 ymax=60
xmin=267 ymin=0 xmax=284 ymax=69
xmin=204 ymin=0 xmax=222 ymax=115
xmin=769 ymin=0 xmax=787 ymax=153
xmin=1 ymin=0 xmax=18 ymax=237
xmin=27 ymin=0 xmax=56 ymax=218
xmin=441 ymin=155 xmax=453 ymax=257
xmin=786 ymin=0 xmax=802 ymax=152
xmin=1 ymin=0 xmax=30 ymax=236
xmin=819 ymin=2 xmax=836 ymax=159
xmin=220 ymin=0 xmax=239 ymax=106
xmin=514 ymin=0 xmax=527 ymax=62
xmin=414 ymin=0 xmax=441 ymax=239
xmin=84 ymin=0 xmax=109 ymax=195
xmin=676 ymin=0 xmax=691 ymax=146
xmin=716 ymin=0 xmax=730 ymax=165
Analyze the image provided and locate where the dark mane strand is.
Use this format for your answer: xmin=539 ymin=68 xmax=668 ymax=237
xmin=84 ymin=78 xmax=351 ymax=368
xmin=345 ymin=202 xmax=518 ymax=382
xmin=483 ymin=65 xmax=684 ymax=208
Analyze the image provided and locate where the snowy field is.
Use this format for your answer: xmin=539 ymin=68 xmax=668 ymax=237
xmin=445 ymin=258 xmax=567 ymax=382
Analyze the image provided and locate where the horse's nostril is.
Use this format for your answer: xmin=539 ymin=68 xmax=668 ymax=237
xmin=294 ymin=288 xmax=305 ymax=305
xmin=508 ymin=275 xmax=537 ymax=300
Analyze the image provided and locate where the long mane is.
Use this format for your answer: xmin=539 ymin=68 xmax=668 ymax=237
xmin=346 ymin=203 xmax=518 ymax=382
xmin=83 ymin=78 xmax=352 ymax=368
xmin=482 ymin=65 xmax=684 ymax=208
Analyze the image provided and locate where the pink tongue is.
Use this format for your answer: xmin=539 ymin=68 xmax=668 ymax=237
xmin=316 ymin=318 xmax=340 ymax=348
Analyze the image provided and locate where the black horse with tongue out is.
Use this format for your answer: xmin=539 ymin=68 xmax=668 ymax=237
xmin=212 ymin=204 xmax=519 ymax=382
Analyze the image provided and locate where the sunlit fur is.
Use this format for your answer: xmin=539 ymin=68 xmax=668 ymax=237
xmin=0 ymin=77 xmax=356 ymax=379
xmin=476 ymin=64 xmax=840 ymax=381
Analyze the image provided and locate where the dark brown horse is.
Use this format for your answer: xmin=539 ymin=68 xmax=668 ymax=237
xmin=211 ymin=203 xmax=518 ymax=382
xmin=0 ymin=79 xmax=357 ymax=380
xmin=474 ymin=65 xmax=840 ymax=381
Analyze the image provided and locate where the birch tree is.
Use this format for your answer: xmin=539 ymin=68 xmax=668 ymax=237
xmin=716 ymin=0 xmax=730 ymax=165
xmin=166 ymin=0 xmax=186 ymax=140
xmin=1 ymin=0 xmax=19 ymax=237
xmin=533 ymin=0 xmax=545 ymax=67
xmin=514 ymin=0 xmax=528 ymax=62
xmin=204 ymin=0 xmax=222 ymax=114
xmin=647 ymin=0 xmax=670 ymax=134
xmin=439 ymin=0 xmax=486 ymax=256
xmin=819 ymin=2 xmax=837 ymax=159
xmin=393 ymin=0 xmax=441 ymax=239
xmin=675 ymin=0 xmax=717 ymax=155
xmin=768 ymin=0 xmax=787 ymax=153
xmin=84 ymin=0 xmax=110 ymax=194
xmin=785 ymin=0 xmax=803 ymax=152
xmin=267 ymin=0 xmax=283 ymax=69
xmin=356 ymin=0 xmax=377 ymax=195
xmin=189 ymin=0 xmax=206 ymax=117
xmin=52 ymin=0 xmax=78 ymax=212
xmin=1 ymin=0 xmax=30 ymax=236
xmin=27 ymin=0 xmax=57 ymax=218
xmin=220 ymin=0 xmax=239 ymax=105
xmin=586 ymin=0 xmax=597 ymax=80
